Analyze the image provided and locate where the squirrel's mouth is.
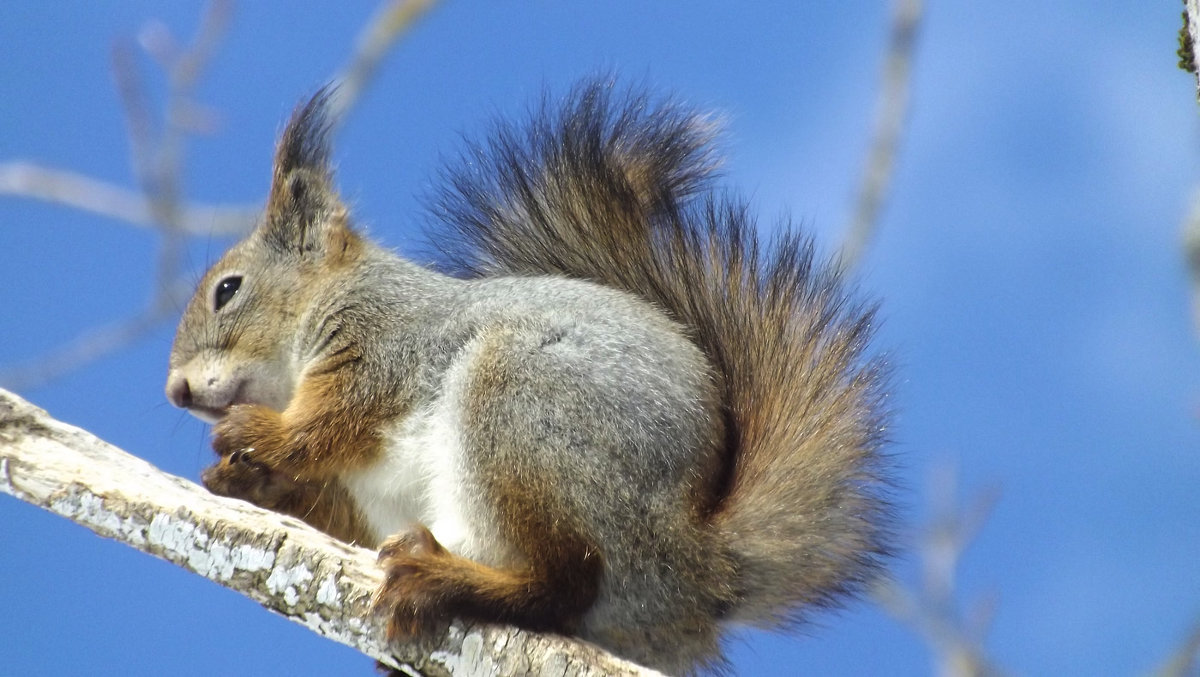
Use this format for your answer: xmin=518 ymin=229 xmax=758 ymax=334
xmin=188 ymin=404 xmax=227 ymax=424
xmin=190 ymin=380 xmax=265 ymax=423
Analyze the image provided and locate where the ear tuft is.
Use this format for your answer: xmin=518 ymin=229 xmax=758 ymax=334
xmin=274 ymin=86 xmax=337 ymax=177
xmin=259 ymin=86 xmax=352 ymax=257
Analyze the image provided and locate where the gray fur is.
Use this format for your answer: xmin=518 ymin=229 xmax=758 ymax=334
xmin=167 ymin=81 xmax=892 ymax=675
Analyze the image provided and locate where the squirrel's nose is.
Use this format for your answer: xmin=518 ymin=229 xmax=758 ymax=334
xmin=166 ymin=375 xmax=193 ymax=409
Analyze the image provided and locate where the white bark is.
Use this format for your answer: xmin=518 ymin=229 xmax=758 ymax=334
xmin=0 ymin=387 xmax=660 ymax=677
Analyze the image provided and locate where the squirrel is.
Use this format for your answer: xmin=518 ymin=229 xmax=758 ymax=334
xmin=165 ymin=81 xmax=892 ymax=674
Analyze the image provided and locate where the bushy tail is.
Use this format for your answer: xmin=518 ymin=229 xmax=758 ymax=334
xmin=431 ymin=80 xmax=892 ymax=627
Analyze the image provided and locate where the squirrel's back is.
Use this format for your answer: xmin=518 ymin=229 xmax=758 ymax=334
xmin=172 ymin=82 xmax=893 ymax=675
xmin=433 ymin=81 xmax=892 ymax=630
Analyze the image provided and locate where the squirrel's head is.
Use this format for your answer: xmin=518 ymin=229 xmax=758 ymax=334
xmin=166 ymin=89 xmax=363 ymax=422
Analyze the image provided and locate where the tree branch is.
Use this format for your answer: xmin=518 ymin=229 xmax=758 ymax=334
xmin=1183 ymin=190 xmax=1200 ymax=337
xmin=0 ymin=0 xmax=443 ymax=391
xmin=0 ymin=387 xmax=660 ymax=677
xmin=838 ymin=0 xmax=923 ymax=272
xmin=1184 ymin=2 xmax=1200 ymax=338
xmin=0 ymin=277 xmax=192 ymax=391
xmin=1152 ymin=619 xmax=1200 ymax=677
xmin=872 ymin=464 xmax=1005 ymax=677
xmin=0 ymin=162 xmax=258 ymax=235
xmin=1185 ymin=1 xmax=1200 ymax=95
xmin=328 ymin=0 xmax=440 ymax=124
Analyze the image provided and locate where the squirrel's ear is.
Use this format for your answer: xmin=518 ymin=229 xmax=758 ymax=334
xmin=259 ymin=87 xmax=351 ymax=255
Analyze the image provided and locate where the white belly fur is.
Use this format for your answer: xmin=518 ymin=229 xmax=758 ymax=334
xmin=339 ymin=376 xmax=513 ymax=567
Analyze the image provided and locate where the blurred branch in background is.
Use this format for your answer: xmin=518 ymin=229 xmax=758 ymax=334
xmin=1150 ymin=620 xmax=1200 ymax=677
xmin=1183 ymin=0 xmax=1200 ymax=341
xmin=838 ymin=0 xmax=923 ymax=273
xmin=0 ymin=163 xmax=255 ymax=235
xmin=112 ymin=0 xmax=232 ymax=294
xmin=1185 ymin=190 xmax=1200 ymax=338
xmin=328 ymin=0 xmax=439 ymax=124
xmin=873 ymin=464 xmax=1007 ymax=677
xmin=0 ymin=280 xmax=195 ymax=395
xmin=1171 ymin=14 xmax=1200 ymax=675
xmin=0 ymin=0 xmax=234 ymax=391
xmin=0 ymin=0 xmax=436 ymax=391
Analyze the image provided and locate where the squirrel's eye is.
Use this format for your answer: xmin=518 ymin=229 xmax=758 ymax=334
xmin=213 ymin=275 xmax=242 ymax=311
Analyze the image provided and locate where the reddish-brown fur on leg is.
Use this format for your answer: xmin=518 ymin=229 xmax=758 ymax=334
xmin=211 ymin=369 xmax=400 ymax=482
xmin=371 ymin=324 xmax=610 ymax=640
xmin=374 ymin=524 xmax=602 ymax=640
xmin=202 ymin=452 xmax=375 ymax=545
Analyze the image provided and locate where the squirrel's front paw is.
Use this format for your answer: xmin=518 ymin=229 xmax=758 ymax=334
xmin=373 ymin=525 xmax=454 ymax=639
xmin=201 ymin=452 xmax=296 ymax=510
xmin=212 ymin=404 xmax=281 ymax=459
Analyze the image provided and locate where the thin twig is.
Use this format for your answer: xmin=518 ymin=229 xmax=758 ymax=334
xmin=1184 ymin=189 xmax=1200 ymax=337
xmin=0 ymin=162 xmax=257 ymax=234
xmin=115 ymin=0 xmax=232 ymax=296
xmin=328 ymin=0 xmax=440 ymax=124
xmin=169 ymin=0 xmax=233 ymax=90
xmin=7 ymin=3 xmax=240 ymax=393
xmin=111 ymin=41 xmax=158 ymax=189
xmin=0 ymin=278 xmax=193 ymax=391
xmin=2 ymin=2 xmax=234 ymax=393
xmin=1151 ymin=619 xmax=1200 ymax=677
xmin=839 ymin=0 xmax=923 ymax=272
xmin=3 ymin=0 xmax=437 ymax=392
xmin=873 ymin=464 xmax=1006 ymax=677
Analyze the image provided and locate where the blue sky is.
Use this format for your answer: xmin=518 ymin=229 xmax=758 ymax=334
xmin=1 ymin=1 xmax=1197 ymax=675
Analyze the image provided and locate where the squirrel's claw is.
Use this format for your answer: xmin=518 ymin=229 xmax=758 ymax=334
xmin=201 ymin=451 xmax=295 ymax=509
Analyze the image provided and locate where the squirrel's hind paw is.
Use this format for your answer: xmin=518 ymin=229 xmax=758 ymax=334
xmin=374 ymin=525 xmax=456 ymax=640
